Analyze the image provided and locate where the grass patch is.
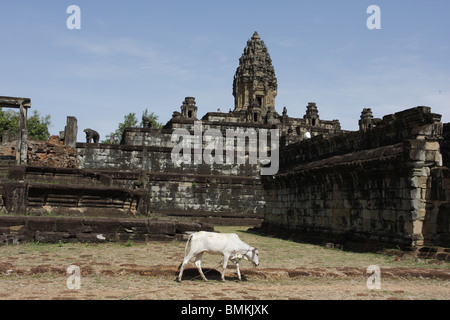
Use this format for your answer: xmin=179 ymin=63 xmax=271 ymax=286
xmin=215 ymin=226 xmax=449 ymax=270
xmin=0 ymin=226 xmax=448 ymax=300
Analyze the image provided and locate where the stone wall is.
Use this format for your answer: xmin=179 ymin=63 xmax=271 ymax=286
xmin=441 ymin=123 xmax=450 ymax=168
xmin=260 ymin=107 xmax=448 ymax=249
xmin=146 ymin=173 xmax=264 ymax=219
xmin=1 ymin=166 xmax=150 ymax=217
xmin=74 ymin=91 xmax=345 ymax=223
xmin=423 ymin=167 xmax=450 ymax=246
xmin=0 ymin=216 xmax=214 ymax=245
xmin=5 ymin=163 xmax=264 ymax=223
xmin=76 ymin=136 xmax=265 ymax=221
xmin=77 ymin=143 xmax=261 ymax=177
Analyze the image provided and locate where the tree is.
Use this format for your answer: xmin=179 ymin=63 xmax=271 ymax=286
xmin=141 ymin=108 xmax=163 ymax=129
xmin=102 ymin=112 xmax=138 ymax=144
xmin=0 ymin=108 xmax=51 ymax=141
xmin=102 ymin=109 xmax=163 ymax=144
xmin=0 ymin=109 xmax=18 ymax=140
xmin=27 ymin=110 xmax=51 ymax=141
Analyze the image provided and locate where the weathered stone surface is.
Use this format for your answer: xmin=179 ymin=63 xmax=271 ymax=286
xmin=0 ymin=233 xmax=25 ymax=245
xmin=1 ymin=34 xmax=450 ymax=250
xmin=2 ymin=182 xmax=27 ymax=214
xmin=27 ymin=217 xmax=56 ymax=232
xmin=54 ymin=217 xmax=85 ymax=234
xmin=70 ymin=33 xmax=345 ymax=221
xmin=63 ymin=116 xmax=78 ymax=149
xmin=233 ymin=31 xmax=277 ymax=116
xmin=0 ymin=216 xmax=27 ymax=227
xmin=175 ymin=222 xmax=202 ymax=234
xmin=260 ymin=106 xmax=449 ymax=249
xmin=0 ymin=216 xmax=213 ymax=245
xmin=1 ymin=136 xmax=78 ymax=168
xmin=148 ymin=220 xmax=176 ymax=235
xmin=146 ymin=234 xmax=174 ymax=241
xmin=83 ymin=218 xmax=121 ymax=233
xmin=35 ymin=231 xmax=70 ymax=243
xmin=76 ymin=233 xmax=109 ymax=243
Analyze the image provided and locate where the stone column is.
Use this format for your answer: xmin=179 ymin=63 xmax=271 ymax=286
xmin=64 ymin=116 xmax=78 ymax=149
xmin=404 ymin=132 xmax=443 ymax=246
xmin=2 ymin=130 xmax=10 ymax=145
xmin=16 ymin=101 xmax=28 ymax=165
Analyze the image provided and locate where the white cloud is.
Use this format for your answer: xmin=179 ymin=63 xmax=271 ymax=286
xmin=54 ymin=36 xmax=192 ymax=79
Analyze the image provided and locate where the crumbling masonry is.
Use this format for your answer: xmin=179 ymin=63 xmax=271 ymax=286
xmin=1 ymin=32 xmax=449 ymax=249
xmin=259 ymin=106 xmax=450 ymax=249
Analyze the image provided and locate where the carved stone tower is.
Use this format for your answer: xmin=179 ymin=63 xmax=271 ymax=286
xmin=304 ymin=102 xmax=320 ymax=126
xmin=359 ymin=108 xmax=374 ymax=131
xmin=180 ymin=97 xmax=198 ymax=120
xmin=233 ymin=32 xmax=277 ymax=120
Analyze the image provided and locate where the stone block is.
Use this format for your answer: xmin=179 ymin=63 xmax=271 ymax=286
xmin=432 ymin=252 xmax=446 ymax=260
xmin=175 ymin=222 xmax=202 ymax=234
xmin=2 ymin=183 xmax=27 ymax=214
xmin=83 ymin=218 xmax=120 ymax=233
xmin=0 ymin=227 xmax=10 ymax=234
xmin=64 ymin=116 xmax=78 ymax=149
xmin=146 ymin=234 xmax=173 ymax=241
xmin=118 ymin=218 xmax=148 ymax=228
xmin=54 ymin=218 xmax=84 ymax=233
xmin=381 ymin=210 xmax=397 ymax=222
xmin=35 ymin=231 xmax=71 ymax=243
xmin=6 ymin=166 xmax=26 ymax=180
xmin=114 ymin=233 xmax=148 ymax=242
xmin=174 ymin=233 xmax=190 ymax=241
xmin=27 ymin=217 xmax=56 ymax=232
xmin=0 ymin=216 xmax=27 ymax=227
xmin=0 ymin=234 xmax=25 ymax=245
xmin=117 ymin=219 xmax=149 ymax=234
xmin=76 ymin=233 xmax=109 ymax=243
xmin=148 ymin=220 xmax=176 ymax=235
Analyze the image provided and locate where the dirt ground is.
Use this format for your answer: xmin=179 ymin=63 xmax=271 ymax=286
xmin=0 ymin=226 xmax=449 ymax=300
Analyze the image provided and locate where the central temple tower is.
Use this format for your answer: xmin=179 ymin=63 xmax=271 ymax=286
xmin=233 ymin=32 xmax=277 ymax=118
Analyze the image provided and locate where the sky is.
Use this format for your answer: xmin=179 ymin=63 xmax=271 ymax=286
xmin=1 ymin=1 xmax=449 ymax=141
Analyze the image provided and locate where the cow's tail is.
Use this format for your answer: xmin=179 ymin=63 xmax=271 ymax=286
xmin=177 ymin=233 xmax=194 ymax=270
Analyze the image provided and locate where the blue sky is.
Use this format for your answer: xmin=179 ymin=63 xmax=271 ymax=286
xmin=1 ymin=1 xmax=449 ymax=140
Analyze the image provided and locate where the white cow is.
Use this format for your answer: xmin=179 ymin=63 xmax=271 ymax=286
xmin=177 ymin=231 xmax=259 ymax=282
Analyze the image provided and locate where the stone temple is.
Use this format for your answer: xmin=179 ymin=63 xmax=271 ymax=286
xmin=163 ymin=32 xmax=343 ymax=143
xmin=1 ymin=32 xmax=450 ymax=253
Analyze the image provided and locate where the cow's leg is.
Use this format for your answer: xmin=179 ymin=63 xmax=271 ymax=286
xmin=231 ymin=259 xmax=242 ymax=281
xmin=221 ymin=254 xmax=230 ymax=282
xmin=178 ymin=251 xmax=195 ymax=282
xmin=194 ymin=253 xmax=208 ymax=282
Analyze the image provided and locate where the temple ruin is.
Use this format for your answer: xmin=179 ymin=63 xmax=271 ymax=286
xmin=1 ymin=32 xmax=449 ymax=251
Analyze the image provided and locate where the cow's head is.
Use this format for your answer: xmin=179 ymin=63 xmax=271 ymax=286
xmin=244 ymin=247 xmax=259 ymax=267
